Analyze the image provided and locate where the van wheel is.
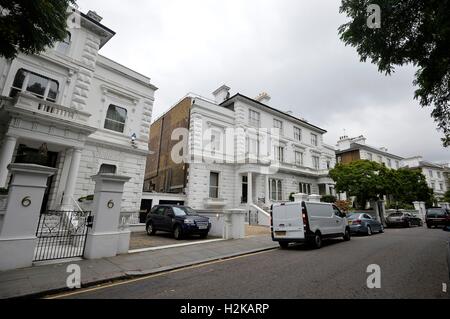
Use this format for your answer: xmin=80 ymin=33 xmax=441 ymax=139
xmin=146 ymin=222 xmax=156 ymax=236
xmin=279 ymin=242 xmax=289 ymax=249
xmin=311 ymin=232 xmax=322 ymax=249
xmin=343 ymin=228 xmax=351 ymax=241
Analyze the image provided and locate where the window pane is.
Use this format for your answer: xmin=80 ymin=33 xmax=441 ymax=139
xmin=27 ymin=72 xmax=48 ymax=98
xmin=11 ymin=69 xmax=26 ymax=95
xmin=47 ymin=80 xmax=59 ymax=102
xmin=99 ymin=164 xmax=117 ymax=174
xmin=105 ymin=105 xmax=127 ymax=133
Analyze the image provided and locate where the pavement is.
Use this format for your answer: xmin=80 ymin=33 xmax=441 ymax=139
xmin=0 ymin=235 xmax=278 ymax=299
xmin=52 ymin=227 xmax=450 ymax=299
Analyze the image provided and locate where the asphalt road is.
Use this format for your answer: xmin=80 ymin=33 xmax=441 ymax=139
xmin=55 ymin=227 xmax=450 ymax=299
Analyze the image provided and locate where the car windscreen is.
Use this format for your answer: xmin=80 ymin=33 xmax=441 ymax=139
xmin=427 ymin=209 xmax=446 ymax=217
xmin=172 ymin=206 xmax=197 ymax=216
xmin=347 ymin=214 xmax=361 ymax=220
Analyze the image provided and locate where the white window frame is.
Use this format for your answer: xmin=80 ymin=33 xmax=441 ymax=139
xmin=209 ymin=172 xmax=220 ymax=199
xmin=273 ymin=119 xmax=283 ymax=134
xmin=10 ymin=68 xmax=60 ymax=102
xmin=294 ymin=151 xmax=303 ymax=166
xmin=311 ymin=133 xmax=318 ymax=147
xmin=294 ymin=127 xmax=302 ymax=141
xmin=269 ymin=178 xmax=283 ymax=201
xmin=249 ymin=109 xmax=260 ymax=127
xmin=312 ymin=156 xmax=320 ymax=169
xmin=104 ymin=104 xmax=127 ymax=133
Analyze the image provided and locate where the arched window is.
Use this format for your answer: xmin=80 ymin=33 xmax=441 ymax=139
xmin=9 ymin=69 xmax=59 ymax=102
xmin=104 ymin=104 xmax=127 ymax=133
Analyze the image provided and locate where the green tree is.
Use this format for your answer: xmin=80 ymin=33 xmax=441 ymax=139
xmin=444 ymin=190 xmax=450 ymax=202
xmin=0 ymin=0 xmax=76 ymax=59
xmin=390 ymin=168 xmax=434 ymax=206
xmin=329 ymin=160 xmax=390 ymax=209
xmin=339 ymin=0 xmax=450 ymax=146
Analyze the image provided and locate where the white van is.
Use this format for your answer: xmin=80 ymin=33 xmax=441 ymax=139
xmin=271 ymin=201 xmax=351 ymax=249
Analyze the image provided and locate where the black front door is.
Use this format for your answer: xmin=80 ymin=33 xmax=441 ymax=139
xmin=14 ymin=144 xmax=58 ymax=213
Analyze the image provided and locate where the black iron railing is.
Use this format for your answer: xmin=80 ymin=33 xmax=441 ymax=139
xmin=34 ymin=210 xmax=93 ymax=262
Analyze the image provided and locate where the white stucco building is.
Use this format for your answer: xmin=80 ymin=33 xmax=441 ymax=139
xmin=0 ymin=9 xmax=156 ymax=213
xmin=144 ymin=85 xmax=336 ymax=213
xmin=401 ymin=157 xmax=449 ymax=200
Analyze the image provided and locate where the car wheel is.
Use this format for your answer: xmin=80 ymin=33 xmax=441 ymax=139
xmin=406 ymin=221 xmax=411 ymax=228
xmin=379 ymin=225 xmax=384 ymax=233
xmin=146 ymin=222 xmax=156 ymax=236
xmin=311 ymin=232 xmax=322 ymax=249
xmin=427 ymin=223 xmax=432 ymax=229
xmin=279 ymin=242 xmax=289 ymax=249
xmin=367 ymin=226 xmax=372 ymax=236
xmin=343 ymin=228 xmax=351 ymax=241
xmin=173 ymin=225 xmax=183 ymax=240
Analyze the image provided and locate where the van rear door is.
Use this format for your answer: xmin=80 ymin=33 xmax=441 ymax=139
xmin=272 ymin=202 xmax=305 ymax=240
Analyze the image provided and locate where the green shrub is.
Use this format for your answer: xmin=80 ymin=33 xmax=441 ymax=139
xmin=321 ymin=195 xmax=337 ymax=203
xmin=78 ymin=195 xmax=94 ymax=202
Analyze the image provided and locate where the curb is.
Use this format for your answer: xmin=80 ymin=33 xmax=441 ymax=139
xmin=11 ymin=245 xmax=278 ymax=299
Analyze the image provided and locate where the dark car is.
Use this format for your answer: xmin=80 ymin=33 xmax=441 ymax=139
xmin=386 ymin=212 xmax=423 ymax=228
xmin=426 ymin=208 xmax=450 ymax=228
xmin=347 ymin=213 xmax=384 ymax=235
xmin=145 ymin=205 xmax=211 ymax=240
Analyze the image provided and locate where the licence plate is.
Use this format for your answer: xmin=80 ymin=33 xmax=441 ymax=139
xmin=275 ymin=231 xmax=286 ymax=236
xmin=198 ymin=225 xmax=208 ymax=230
xmin=348 ymin=221 xmax=353 ymax=225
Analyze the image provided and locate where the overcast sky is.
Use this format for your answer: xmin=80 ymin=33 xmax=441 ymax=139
xmin=77 ymin=0 xmax=448 ymax=162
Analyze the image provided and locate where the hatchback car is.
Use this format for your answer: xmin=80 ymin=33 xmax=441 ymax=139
xmin=386 ymin=212 xmax=423 ymax=228
xmin=347 ymin=213 xmax=384 ymax=235
xmin=426 ymin=208 xmax=450 ymax=228
xmin=145 ymin=205 xmax=211 ymax=240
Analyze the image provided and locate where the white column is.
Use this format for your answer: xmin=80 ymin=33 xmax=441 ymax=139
xmin=0 ymin=136 xmax=17 ymax=188
xmin=247 ymin=172 xmax=253 ymax=206
xmin=265 ymin=175 xmax=270 ymax=206
xmin=61 ymin=148 xmax=82 ymax=211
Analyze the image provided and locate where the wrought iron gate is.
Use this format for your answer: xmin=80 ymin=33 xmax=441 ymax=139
xmin=34 ymin=210 xmax=93 ymax=262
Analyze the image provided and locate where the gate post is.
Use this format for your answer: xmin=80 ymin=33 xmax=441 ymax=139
xmin=0 ymin=164 xmax=56 ymax=271
xmin=84 ymin=173 xmax=131 ymax=259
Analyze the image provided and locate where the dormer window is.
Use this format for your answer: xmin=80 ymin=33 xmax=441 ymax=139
xmin=9 ymin=69 xmax=59 ymax=102
xmin=105 ymin=104 xmax=127 ymax=133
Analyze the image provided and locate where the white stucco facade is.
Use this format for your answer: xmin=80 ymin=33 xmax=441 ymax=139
xmin=180 ymin=87 xmax=336 ymax=212
xmin=0 ymin=9 xmax=156 ymax=213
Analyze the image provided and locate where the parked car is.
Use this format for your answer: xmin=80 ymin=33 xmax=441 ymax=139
xmin=145 ymin=205 xmax=211 ymax=240
xmin=271 ymin=201 xmax=350 ymax=249
xmin=347 ymin=213 xmax=384 ymax=235
xmin=386 ymin=212 xmax=423 ymax=228
xmin=426 ymin=208 xmax=450 ymax=228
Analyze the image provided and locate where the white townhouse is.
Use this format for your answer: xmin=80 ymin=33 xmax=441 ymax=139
xmin=0 ymin=9 xmax=156 ymax=213
xmin=144 ymin=85 xmax=336 ymax=213
xmin=336 ymin=135 xmax=404 ymax=169
xmin=401 ymin=157 xmax=449 ymax=201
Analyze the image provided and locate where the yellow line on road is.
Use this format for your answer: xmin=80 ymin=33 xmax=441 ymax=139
xmin=45 ymin=248 xmax=276 ymax=299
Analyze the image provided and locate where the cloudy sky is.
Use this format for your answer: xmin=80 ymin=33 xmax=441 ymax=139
xmin=77 ymin=0 xmax=448 ymax=162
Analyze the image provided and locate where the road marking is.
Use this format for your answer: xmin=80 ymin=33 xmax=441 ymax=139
xmin=128 ymin=238 xmax=225 ymax=254
xmin=45 ymin=248 xmax=276 ymax=299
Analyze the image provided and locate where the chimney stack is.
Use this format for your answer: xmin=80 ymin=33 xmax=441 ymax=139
xmin=212 ymin=85 xmax=231 ymax=104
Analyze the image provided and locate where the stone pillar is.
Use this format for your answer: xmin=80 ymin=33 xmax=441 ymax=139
xmin=61 ymin=148 xmax=83 ymax=211
xmin=247 ymin=172 xmax=253 ymax=206
xmin=0 ymin=164 xmax=56 ymax=271
xmin=84 ymin=173 xmax=131 ymax=259
xmin=418 ymin=202 xmax=427 ymax=221
xmin=378 ymin=200 xmax=386 ymax=225
xmin=370 ymin=200 xmax=381 ymax=222
xmin=0 ymin=136 xmax=17 ymax=188
xmin=309 ymin=194 xmax=321 ymax=203
xmin=293 ymin=193 xmax=309 ymax=203
xmin=223 ymin=209 xmax=246 ymax=239
xmin=265 ymin=175 xmax=270 ymax=205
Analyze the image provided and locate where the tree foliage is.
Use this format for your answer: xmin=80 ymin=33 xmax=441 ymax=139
xmin=330 ymin=160 xmax=433 ymax=208
xmin=0 ymin=0 xmax=76 ymax=59
xmin=339 ymin=0 xmax=450 ymax=146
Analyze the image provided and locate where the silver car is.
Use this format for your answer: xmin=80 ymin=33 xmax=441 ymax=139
xmin=347 ymin=213 xmax=384 ymax=236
